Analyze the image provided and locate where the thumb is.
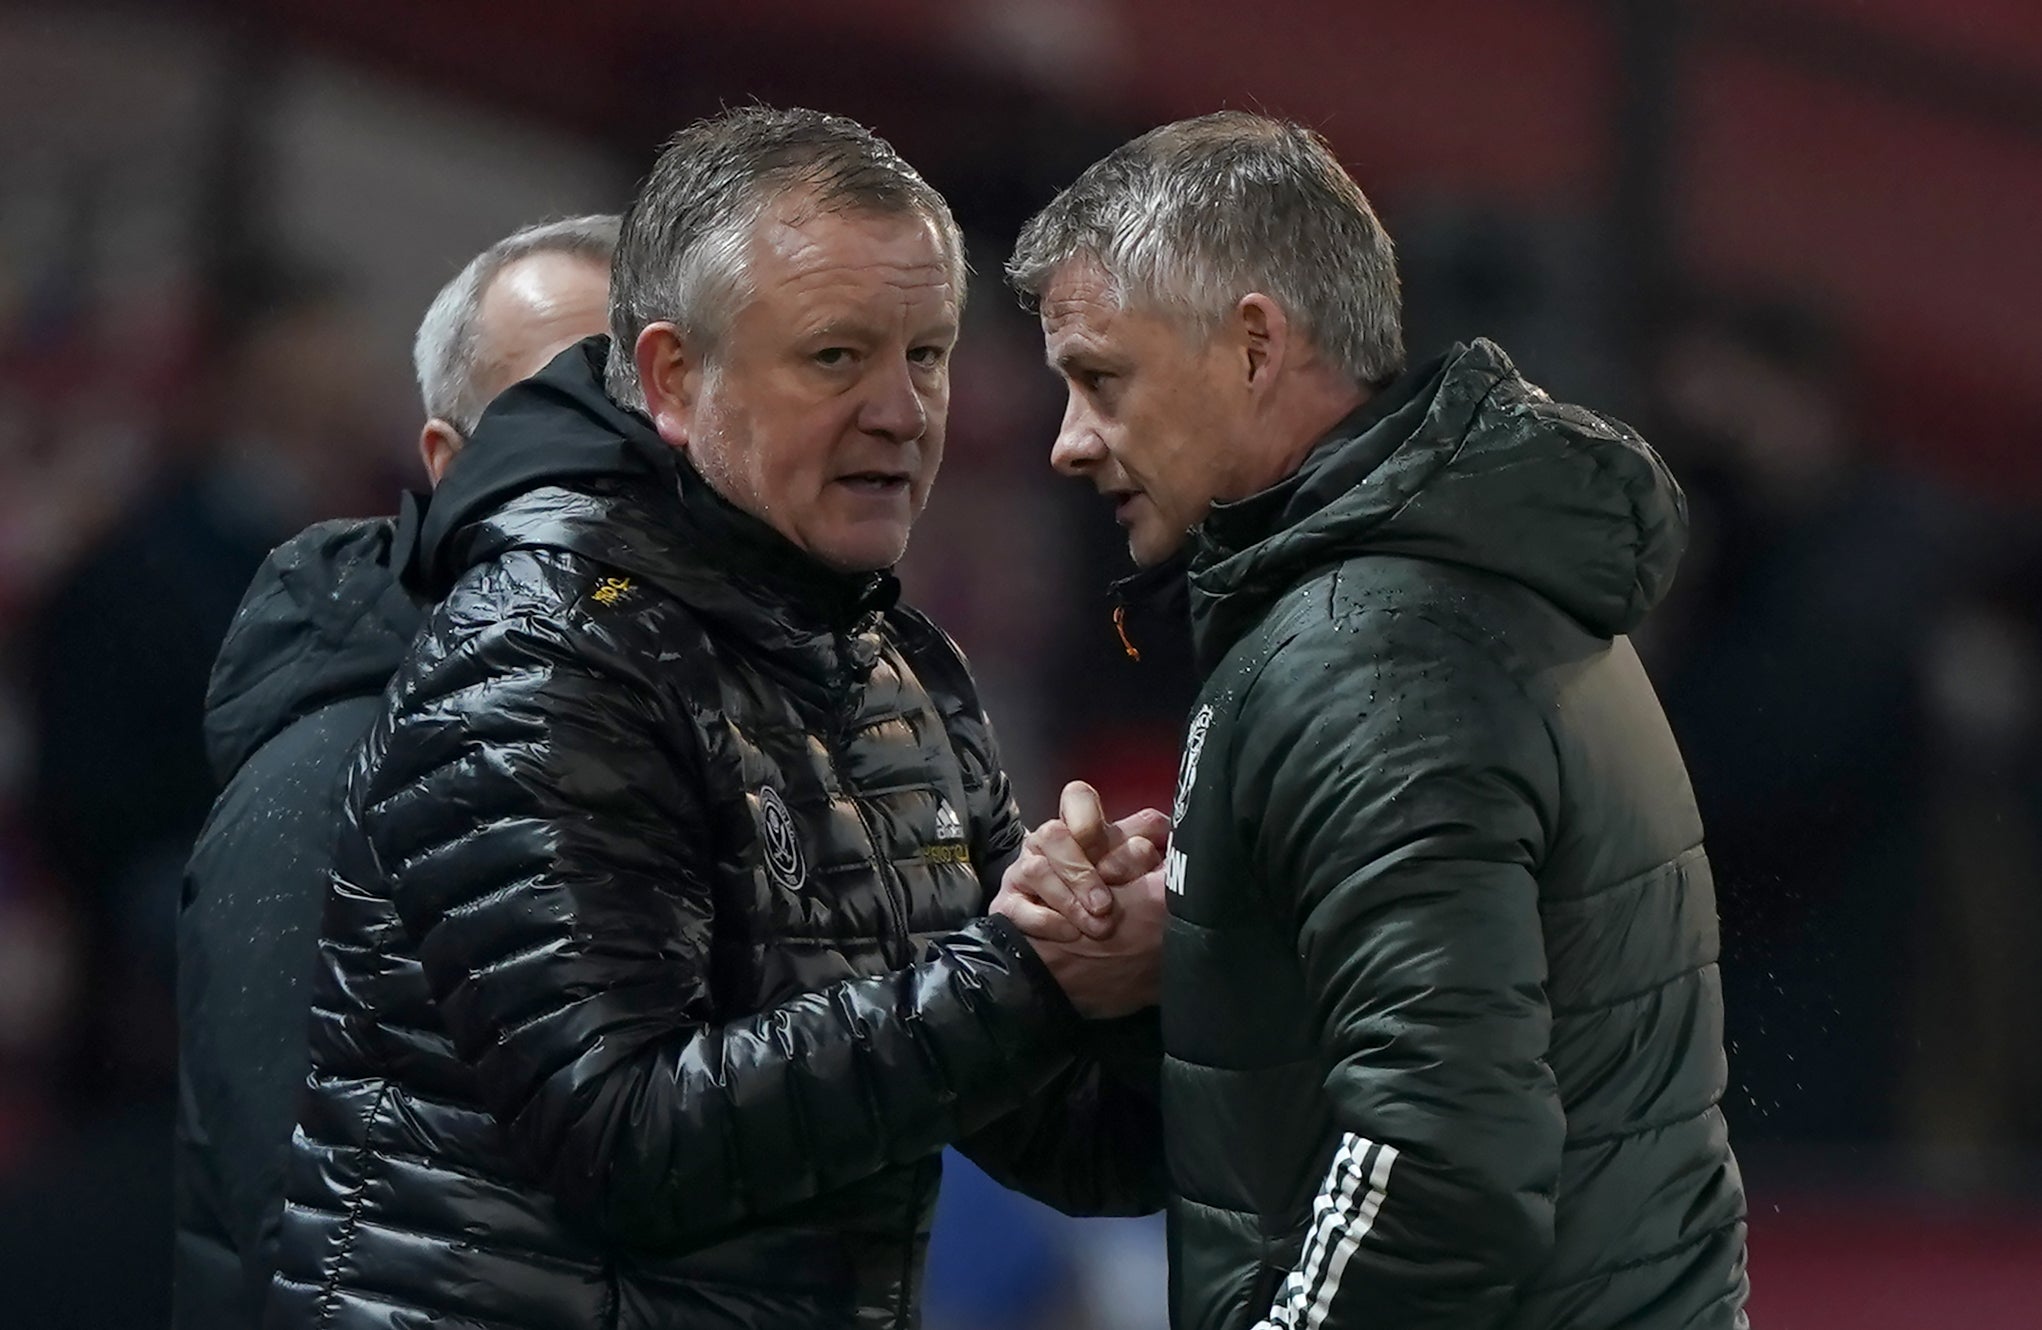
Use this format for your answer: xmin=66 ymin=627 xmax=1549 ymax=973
xmin=1060 ymin=780 xmax=1111 ymax=861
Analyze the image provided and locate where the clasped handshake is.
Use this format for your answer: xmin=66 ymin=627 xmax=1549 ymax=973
xmin=989 ymin=781 xmax=1171 ymax=1020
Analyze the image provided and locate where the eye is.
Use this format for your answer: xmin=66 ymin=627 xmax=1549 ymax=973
xmin=908 ymin=344 xmax=949 ymax=367
xmin=814 ymin=347 xmax=855 ymax=367
xmin=1077 ymin=368 xmax=1114 ymax=394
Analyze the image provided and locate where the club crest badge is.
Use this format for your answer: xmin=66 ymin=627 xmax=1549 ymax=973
xmin=1173 ymin=704 xmax=1215 ymax=825
xmin=1167 ymin=704 xmax=1214 ymax=896
xmin=756 ymin=786 xmax=807 ymax=891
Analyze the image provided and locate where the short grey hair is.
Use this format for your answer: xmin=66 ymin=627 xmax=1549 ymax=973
xmin=605 ymin=106 xmax=966 ymax=409
xmin=413 ymin=214 xmax=620 ymax=434
xmin=1008 ymin=112 xmax=1404 ymax=387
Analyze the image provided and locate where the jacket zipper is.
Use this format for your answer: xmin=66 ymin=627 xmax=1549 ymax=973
xmin=849 ymin=794 xmax=915 ymax=970
xmin=832 ymin=642 xmax=916 ymax=970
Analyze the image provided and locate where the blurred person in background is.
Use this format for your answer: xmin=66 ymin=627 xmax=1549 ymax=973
xmin=1645 ymin=298 xmax=1962 ymax=1146
xmin=271 ymin=107 xmax=1168 ymax=1330
xmin=1903 ymin=558 xmax=2042 ymax=1178
xmin=174 ymin=214 xmax=620 ymax=1330
xmin=1010 ymin=112 xmax=1749 ymax=1329
xmin=26 ymin=259 xmax=384 ymax=1113
xmin=0 ymin=256 xmax=387 ymax=1330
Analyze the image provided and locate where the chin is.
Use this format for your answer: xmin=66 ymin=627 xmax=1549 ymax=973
xmin=817 ymin=530 xmax=911 ymax=573
xmin=1128 ymin=526 xmax=1187 ymax=568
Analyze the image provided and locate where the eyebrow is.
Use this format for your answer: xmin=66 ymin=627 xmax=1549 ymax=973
xmin=804 ymin=317 xmax=959 ymax=344
xmin=1048 ymin=345 xmax=1111 ymax=374
xmin=804 ymin=318 xmax=882 ymax=343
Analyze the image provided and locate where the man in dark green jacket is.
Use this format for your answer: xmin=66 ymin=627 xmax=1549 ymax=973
xmin=1009 ymin=112 xmax=1750 ymax=1330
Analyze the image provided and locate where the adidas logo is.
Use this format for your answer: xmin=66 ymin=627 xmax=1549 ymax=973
xmin=933 ymin=798 xmax=964 ymax=843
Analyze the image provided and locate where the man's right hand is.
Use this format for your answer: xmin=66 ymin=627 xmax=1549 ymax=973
xmin=990 ymin=781 xmax=1171 ymax=1019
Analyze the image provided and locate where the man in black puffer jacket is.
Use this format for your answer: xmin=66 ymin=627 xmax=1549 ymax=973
xmin=176 ymin=216 xmax=618 ymax=1330
xmin=1010 ymin=114 xmax=1749 ymax=1329
xmin=268 ymin=109 xmax=1168 ymax=1330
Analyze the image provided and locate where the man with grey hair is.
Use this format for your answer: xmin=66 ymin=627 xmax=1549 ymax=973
xmin=412 ymin=212 xmax=617 ymax=482
xmin=174 ymin=216 xmax=615 ymax=1330
xmin=271 ymin=106 xmax=1168 ymax=1330
xmin=1012 ymin=111 xmax=1750 ymax=1330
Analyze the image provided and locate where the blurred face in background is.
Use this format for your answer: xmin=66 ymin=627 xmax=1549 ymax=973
xmin=241 ymin=304 xmax=374 ymax=450
xmin=636 ymin=195 xmax=959 ymax=573
xmin=1656 ymin=327 xmax=1852 ymax=513
xmin=220 ymin=299 xmax=384 ymax=520
xmin=1039 ymin=257 xmax=1254 ymax=567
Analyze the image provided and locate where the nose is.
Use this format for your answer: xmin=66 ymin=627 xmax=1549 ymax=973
xmin=1050 ymin=395 xmax=1105 ymax=476
xmin=859 ymin=357 xmax=930 ymax=443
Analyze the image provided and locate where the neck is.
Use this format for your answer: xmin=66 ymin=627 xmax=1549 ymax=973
xmin=670 ymin=448 xmax=891 ymax=632
xmin=1244 ymin=372 xmax=1372 ymax=497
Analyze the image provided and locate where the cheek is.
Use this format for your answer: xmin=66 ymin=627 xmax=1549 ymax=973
xmin=1130 ymin=392 xmax=1224 ymax=513
xmin=771 ymin=413 xmax=860 ymax=499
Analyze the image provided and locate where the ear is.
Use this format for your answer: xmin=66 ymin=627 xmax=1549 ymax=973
xmin=418 ymin=419 xmax=464 ymax=488
xmin=634 ymin=321 xmax=703 ymax=449
xmin=1235 ymin=293 xmax=1290 ymax=395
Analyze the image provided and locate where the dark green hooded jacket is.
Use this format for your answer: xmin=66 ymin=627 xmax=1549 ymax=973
xmin=1161 ymin=340 xmax=1749 ymax=1330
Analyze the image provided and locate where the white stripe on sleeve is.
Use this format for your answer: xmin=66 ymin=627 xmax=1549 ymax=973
xmin=1304 ymin=1141 xmax=1397 ymax=1326
xmin=1253 ymin=1133 xmax=1398 ymax=1330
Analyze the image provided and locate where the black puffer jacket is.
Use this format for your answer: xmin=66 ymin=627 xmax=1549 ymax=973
xmin=1162 ymin=341 xmax=1748 ymax=1329
xmin=268 ymin=340 xmax=1164 ymax=1330
xmin=176 ymin=511 xmax=422 ymax=1330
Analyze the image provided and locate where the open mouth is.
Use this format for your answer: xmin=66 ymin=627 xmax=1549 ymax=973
xmin=838 ymin=472 xmax=911 ymax=494
xmin=1106 ymin=489 xmax=1143 ymax=521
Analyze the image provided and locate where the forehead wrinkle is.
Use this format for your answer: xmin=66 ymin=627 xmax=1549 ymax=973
xmin=1042 ymin=288 xmax=1119 ymax=368
xmin=779 ymin=269 xmax=958 ymax=341
xmin=759 ymin=200 xmax=950 ymax=277
xmin=740 ymin=207 xmax=959 ymax=350
xmin=767 ymin=245 xmax=955 ymax=312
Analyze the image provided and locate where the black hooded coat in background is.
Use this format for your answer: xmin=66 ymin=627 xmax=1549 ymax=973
xmin=175 ymin=512 xmax=423 ymax=1329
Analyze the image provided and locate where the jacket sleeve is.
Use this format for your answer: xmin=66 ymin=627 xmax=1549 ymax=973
xmin=924 ymin=647 xmax=1168 ymax=1216
xmin=180 ymin=695 xmax=386 ymax=1292
xmin=355 ymin=593 xmax=1081 ymax=1251
xmin=956 ymin=1009 xmax=1167 ymax=1216
xmin=1233 ymin=612 xmax=1565 ymax=1330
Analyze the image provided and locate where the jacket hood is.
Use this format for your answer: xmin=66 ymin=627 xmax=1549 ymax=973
xmin=1189 ymin=339 xmax=1688 ymax=660
xmin=203 ymin=509 xmax=424 ymax=783
xmin=412 ymin=336 xmax=674 ymax=598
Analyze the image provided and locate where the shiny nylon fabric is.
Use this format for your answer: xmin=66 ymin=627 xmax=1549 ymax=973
xmin=267 ymin=363 xmax=1157 ymax=1329
xmin=1162 ymin=342 xmax=1749 ymax=1330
